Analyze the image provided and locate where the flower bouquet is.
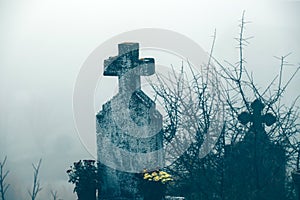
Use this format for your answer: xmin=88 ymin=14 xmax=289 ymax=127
xmin=140 ymin=169 xmax=173 ymax=200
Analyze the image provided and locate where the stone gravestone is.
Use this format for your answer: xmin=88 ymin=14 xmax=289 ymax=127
xmin=225 ymin=99 xmax=286 ymax=200
xmin=96 ymin=42 xmax=164 ymax=199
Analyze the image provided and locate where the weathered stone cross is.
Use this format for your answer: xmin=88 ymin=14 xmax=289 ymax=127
xmin=103 ymin=42 xmax=155 ymax=94
xmin=238 ymin=99 xmax=276 ymax=132
xmin=97 ymin=43 xmax=164 ymax=199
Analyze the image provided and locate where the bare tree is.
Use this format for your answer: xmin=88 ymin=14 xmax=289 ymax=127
xmin=149 ymin=11 xmax=300 ymax=200
xmin=51 ymin=190 xmax=62 ymax=200
xmin=50 ymin=190 xmax=58 ymax=200
xmin=28 ymin=159 xmax=42 ymax=200
xmin=214 ymin=11 xmax=300 ymax=166
xmin=0 ymin=156 xmax=10 ymax=200
xmin=149 ymin=29 xmax=226 ymax=199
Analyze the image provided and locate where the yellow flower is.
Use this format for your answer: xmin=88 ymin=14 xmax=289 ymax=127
xmin=143 ymin=169 xmax=174 ymax=184
xmin=151 ymin=172 xmax=158 ymax=177
xmin=143 ymin=173 xmax=152 ymax=179
xmin=159 ymin=171 xmax=167 ymax=175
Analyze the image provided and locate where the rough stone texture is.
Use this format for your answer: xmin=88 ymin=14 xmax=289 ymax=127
xmin=96 ymin=43 xmax=163 ymax=199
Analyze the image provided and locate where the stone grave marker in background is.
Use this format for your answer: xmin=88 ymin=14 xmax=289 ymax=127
xmin=225 ymin=99 xmax=286 ymax=200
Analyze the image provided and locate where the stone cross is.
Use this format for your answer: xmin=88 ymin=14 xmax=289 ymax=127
xmin=96 ymin=42 xmax=163 ymax=199
xmin=104 ymin=42 xmax=155 ymax=94
xmin=238 ymin=99 xmax=276 ymax=132
xmin=227 ymin=99 xmax=285 ymax=199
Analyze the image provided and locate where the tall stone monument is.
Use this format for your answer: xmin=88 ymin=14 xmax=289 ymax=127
xmin=96 ymin=42 xmax=164 ymax=199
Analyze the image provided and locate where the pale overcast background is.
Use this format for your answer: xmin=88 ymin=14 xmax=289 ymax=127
xmin=0 ymin=0 xmax=299 ymax=199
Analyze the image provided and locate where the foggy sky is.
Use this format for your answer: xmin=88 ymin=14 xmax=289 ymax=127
xmin=0 ymin=0 xmax=299 ymax=199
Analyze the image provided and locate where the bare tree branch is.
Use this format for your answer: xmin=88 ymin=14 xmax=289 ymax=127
xmin=28 ymin=159 xmax=42 ymax=200
xmin=0 ymin=156 xmax=10 ymax=200
xmin=51 ymin=190 xmax=62 ymax=200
